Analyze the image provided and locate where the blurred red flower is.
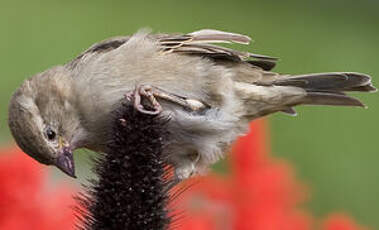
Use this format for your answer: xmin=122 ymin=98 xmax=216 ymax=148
xmin=0 ymin=146 xmax=76 ymax=230
xmin=171 ymin=120 xmax=368 ymax=230
xmin=322 ymin=214 xmax=367 ymax=230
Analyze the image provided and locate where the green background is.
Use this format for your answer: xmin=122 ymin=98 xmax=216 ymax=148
xmin=1 ymin=0 xmax=378 ymax=228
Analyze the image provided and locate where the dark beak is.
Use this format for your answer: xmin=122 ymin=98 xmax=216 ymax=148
xmin=55 ymin=147 xmax=76 ymax=178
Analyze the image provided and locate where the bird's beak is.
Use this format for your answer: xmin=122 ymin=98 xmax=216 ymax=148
xmin=55 ymin=137 xmax=76 ymax=178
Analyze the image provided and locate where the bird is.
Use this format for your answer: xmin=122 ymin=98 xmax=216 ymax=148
xmin=8 ymin=29 xmax=376 ymax=180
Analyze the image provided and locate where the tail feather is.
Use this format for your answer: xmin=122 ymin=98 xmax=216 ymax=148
xmin=342 ymin=84 xmax=377 ymax=92
xmin=237 ymin=72 xmax=375 ymax=120
xmin=272 ymin=72 xmax=375 ymax=108
xmin=302 ymin=92 xmax=366 ymax=107
xmin=274 ymin=72 xmax=374 ymax=92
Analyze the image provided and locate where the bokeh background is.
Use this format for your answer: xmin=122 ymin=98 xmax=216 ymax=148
xmin=1 ymin=0 xmax=378 ymax=228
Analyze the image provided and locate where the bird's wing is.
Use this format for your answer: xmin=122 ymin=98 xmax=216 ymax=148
xmin=155 ymin=29 xmax=278 ymax=71
xmin=67 ymin=29 xmax=278 ymax=72
xmin=68 ymin=36 xmax=131 ymax=69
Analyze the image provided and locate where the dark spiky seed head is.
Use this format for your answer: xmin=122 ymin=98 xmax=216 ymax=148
xmin=76 ymin=104 xmax=173 ymax=230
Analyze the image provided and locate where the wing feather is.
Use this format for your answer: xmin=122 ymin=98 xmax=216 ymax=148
xmin=68 ymin=29 xmax=279 ymax=72
xmin=157 ymin=29 xmax=278 ymax=70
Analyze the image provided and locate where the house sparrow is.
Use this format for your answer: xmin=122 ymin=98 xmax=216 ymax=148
xmin=8 ymin=29 xmax=376 ymax=179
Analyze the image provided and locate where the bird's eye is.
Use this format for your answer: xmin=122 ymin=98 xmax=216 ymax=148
xmin=46 ymin=128 xmax=56 ymax=140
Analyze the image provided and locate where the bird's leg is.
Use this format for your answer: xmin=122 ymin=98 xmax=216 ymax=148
xmin=125 ymin=85 xmax=208 ymax=115
xmin=147 ymin=86 xmax=208 ymax=112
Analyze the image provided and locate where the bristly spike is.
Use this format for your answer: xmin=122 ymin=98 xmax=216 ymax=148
xmin=75 ymin=103 xmax=180 ymax=230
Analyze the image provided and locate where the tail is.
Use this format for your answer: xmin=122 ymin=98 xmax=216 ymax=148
xmin=236 ymin=72 xmax=376 ymax=118
xmin=273 ymin=72 xmax=376 ymax=110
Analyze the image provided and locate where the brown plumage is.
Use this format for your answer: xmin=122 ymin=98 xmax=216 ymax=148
xmin=8 ymin=29 xmax=376 ymax=179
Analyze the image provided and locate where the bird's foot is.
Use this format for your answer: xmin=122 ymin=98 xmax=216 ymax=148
xmin=125 ymin=85 xmax=162 ymax=115
xmin=125 ymin=84 xmax=208 ymax=115
xmin=174 ymin=152 xmax=201 ymax=180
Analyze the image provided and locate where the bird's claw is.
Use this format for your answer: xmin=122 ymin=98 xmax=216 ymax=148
xmin=124 ymin=85 xmax=163 ymax=115
xmin=124 ymin=84 xmax=208 ymax=115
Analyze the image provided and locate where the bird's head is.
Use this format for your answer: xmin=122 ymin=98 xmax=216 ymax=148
xmin=8 ymin=66 xmax=84 ymax=178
